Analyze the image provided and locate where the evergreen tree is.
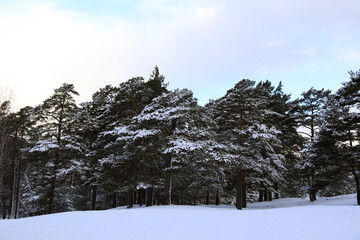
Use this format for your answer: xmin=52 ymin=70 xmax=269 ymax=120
xmin=102 ymin=89 xmax=224 ymax=207
xmin=295 ymin=87 xmax=331 ymax=201
xmin=25 ymin=83 xmax=84 ymax=214
xmin=263 ymin=83 xmax=304 ymax=198
xmin=334 ymin=70 xmax=360 ymax=204
xmin=209 ymin=79 xmax=285 ymax=209
xmin=93 ymin=70 xmax=168 ymax=208
xmin=146 ymin=65 xmax=168 ymax=100
xmin=0 ymin=100 xmax=13 ymax=218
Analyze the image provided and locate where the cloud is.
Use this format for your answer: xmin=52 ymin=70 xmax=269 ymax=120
xmin=0 ymin=2 xmax=144 ymax=109
xmin=194 ymin=7 xmax=219 ymax=24
xmin=0 ymin=0 xmax=360 ymax=109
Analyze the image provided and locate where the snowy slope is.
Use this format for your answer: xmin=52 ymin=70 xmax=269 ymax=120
xmin=0 ymin=194 xmax=359 ymax=240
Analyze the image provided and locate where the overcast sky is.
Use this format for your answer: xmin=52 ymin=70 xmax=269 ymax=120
xmin=1 ymin=0 xmax=360 ymax=110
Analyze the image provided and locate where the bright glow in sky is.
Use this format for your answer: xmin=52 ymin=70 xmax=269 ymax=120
xmin=1 ymin=0 xmax=360 ymax=110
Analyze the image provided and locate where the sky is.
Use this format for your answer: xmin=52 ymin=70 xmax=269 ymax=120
xmin=0 ymin=0 xmax=360 ymax=110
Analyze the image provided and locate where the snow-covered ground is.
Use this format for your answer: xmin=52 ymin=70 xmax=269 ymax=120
xmin=0 ymin=194 xmax=359 ymax=240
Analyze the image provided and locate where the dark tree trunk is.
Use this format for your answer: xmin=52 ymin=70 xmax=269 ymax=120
xmin=142 ymin=188 xmax=146 ymax=205
xmin=310 ymin=192 xmax=316 ymax=202
xmin=163 ymin=162 xmax=172 ymax=205
xmin=138 ymin=188 xmax=143 ymax=206
xmin=235 ymin=169 xmax=242 ymax=210
xmin=264 ymin=188 xmax=268 ymax=201
xmin=48 ymin=163 xmax=58 ymax=214
xmin=146 ymin=188 xmax=153 ymax=207
xmin=274 ymin=183 xmax=279 ymax=199
xmin=193 ymin=196 xmax=197 ymax=206
xmin=157 ymin=194 xmax=161 ymax=206
xmin=9 ymin=129 xmax=19 ymax=218
xmin=14 ymin=154 xmax=22 ymax=219
xmin=133 ymin=191 xmax=137 ymax=205
xmin=308 ymin=172 xmax=316 ymax=202
xmin=2 ymin=201 xmax=6 ymax=219
xmin=127 ymin=191 xmax=133 ymax=208
xmin=215 ymin=194 xmax=220 ymax=205
xmin=112 ymin=194 xmax=117 ymax=208
xmin=91 ymin=186 xmax=97 ymax=210
xmin=241 ymin=169 xmax=247 ymax=208
xmin=268 ymin=191 xmax=273 ymax=201
xmin=258 ymin=190 xmax=264 ymax=202
xmin=8 ymin=151 xmax=16 ymax=218
xmin=351 ymin=168 xmax=360 ymax=205
xmin=205 ymin=193 xmax=210 ymax=205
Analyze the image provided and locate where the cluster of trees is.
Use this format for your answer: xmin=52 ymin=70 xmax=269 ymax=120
xmin=0 ymin=66 xmax=359 ymax=218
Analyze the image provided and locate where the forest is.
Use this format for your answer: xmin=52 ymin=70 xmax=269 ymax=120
xmin=0 ymin=66 xmax=359 ymax=219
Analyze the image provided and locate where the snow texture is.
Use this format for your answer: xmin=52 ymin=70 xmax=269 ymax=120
xmin=0 ymin=194 xmax=359 ymax=240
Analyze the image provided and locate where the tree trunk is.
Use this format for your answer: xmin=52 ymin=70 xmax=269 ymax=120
xmin=48 ymin=163 xmax=58 ymax=214
xmin=2 ymin=201 xmax=6 ymax=219
xmin=138 ymin=188 xmax=143 ymax=206
xmin=14 ymin=154 xmax=22 ymax=219
xmin=133 ymin=191 xmax=137 ymax=204
xmin=142 ymin=188 xmax=146 ymax=205
xmin=8 ymin=148 xmax=17 ymax=218
xmin=215 ymin=194 xmax=220 ymax=205
xmin=146 ymin=187 xmax=153 ymax=207
xmin=264 ymin=188 xmax=268 ymax=201
xmin=268 ymin=191 xmax=273 ymax=201
xmin=310 ymin=191 xmax=316 ymax=202
xmin=241 ymin=169 xmax=247 ymax=208
xmin=91 ymin=186 xmax=97 ymax=210
xmin=205 ymin=193 xmax=210 ymax=205
xmin=127 ymin=191 xmax=133 ymax=208
xmin=112 ymin=194 xmax=117 ymax=208
xmin=163 ymin=158 xmax=172 ymax=205
xmin=258 ymin=190 xmax=264 ymax=202
xmin=235 ymin=169 xmax=242 ymax=210
xmin=352 ymin=168 xmax=360 ymax=205
xmin=274 ymin=183 xmax=279 ymax=199
xmin=308 ymin=171 xmax=317 ymax=202
xmin=157 ymin=194 xmax=161 ymax=206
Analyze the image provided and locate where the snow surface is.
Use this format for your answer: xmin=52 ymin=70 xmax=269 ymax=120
xmin=0 ymin=194 xmax=359 ymax=240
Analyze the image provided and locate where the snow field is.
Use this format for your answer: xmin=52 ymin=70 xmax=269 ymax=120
xmin=0 ymin=194 xmax=359 ymax=240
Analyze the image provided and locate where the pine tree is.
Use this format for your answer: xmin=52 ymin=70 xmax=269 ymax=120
xmin=265 ymin=82 xmax=303 ymax=198
xmin=334 ymin=70 xmax=360 ymax=204
xmin=309 ymin=96 xmax=349 ymax=196
xmin=93 ymin=71 xmax=168 ymax=208
xmin=25 ymin=83 xmax=84 ymax=214
xmin=146 ymin=65 xmax=168 ymax=100
xmin=295 ymin=87 xmax=331 ymax=201
xmin=209 ymin=79 xmax=285 ymax=209
xmin=0 ymin=100 xmax=13 ymax=218
xmin=102 ymin=89 xmax=224 ymax=207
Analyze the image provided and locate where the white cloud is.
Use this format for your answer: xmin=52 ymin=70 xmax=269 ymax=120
xmin=194 ymin=7 xmax=219 ymax=24
xmin=0 ymin=2 xmax=144 ymax=109
xmin=1 ymin=0 xmax=360 ymax=109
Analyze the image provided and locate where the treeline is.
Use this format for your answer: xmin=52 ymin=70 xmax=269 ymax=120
xmin=0 ymin=66 xmax=359 ymax=219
